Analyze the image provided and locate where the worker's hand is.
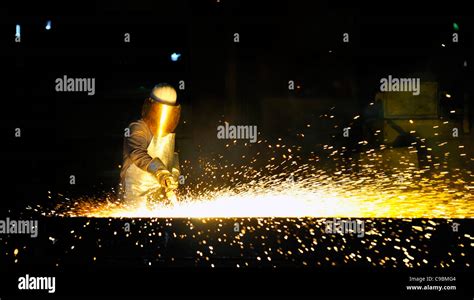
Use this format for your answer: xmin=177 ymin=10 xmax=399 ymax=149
xmin=164 ymin=175 xmax=178 ymax=191
xmin=155 ymin=169 xmax=170 ymax=186
xmin=155 ymin=170 xmax=178 ymax=190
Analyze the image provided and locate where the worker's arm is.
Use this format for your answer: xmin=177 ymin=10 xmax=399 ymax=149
xmin=126 ymin=122 xmax=166 ymax=175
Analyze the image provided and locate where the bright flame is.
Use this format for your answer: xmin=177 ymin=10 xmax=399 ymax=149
xmin=56 ymin=172 xmax=473 ymax=219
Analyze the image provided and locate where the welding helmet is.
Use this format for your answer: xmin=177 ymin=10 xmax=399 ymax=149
xmin=142 ymin=83 xmax=181 ymax=137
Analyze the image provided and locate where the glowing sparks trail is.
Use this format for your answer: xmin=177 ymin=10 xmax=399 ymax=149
xmin=75 ymin=192 xmax=473 ymax=219
xmin=50 ymin=161 xmax=473 ymax=219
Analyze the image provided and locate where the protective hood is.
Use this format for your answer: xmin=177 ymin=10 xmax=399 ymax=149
xmin=142 ymin=84 xmax=181 ymax=137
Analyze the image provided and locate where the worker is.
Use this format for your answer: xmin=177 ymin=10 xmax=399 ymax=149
xmin=120 ymin=83 xmax=181 ymax=208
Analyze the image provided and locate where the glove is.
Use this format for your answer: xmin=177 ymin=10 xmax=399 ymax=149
xmin=155 ymin=169 xmax=178 ymax=191
xmin=164 ymin=175 xmax=178 ymax=191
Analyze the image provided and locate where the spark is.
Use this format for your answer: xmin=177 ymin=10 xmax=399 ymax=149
xmin=49 ymin=151 xmax=473 ymax=219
